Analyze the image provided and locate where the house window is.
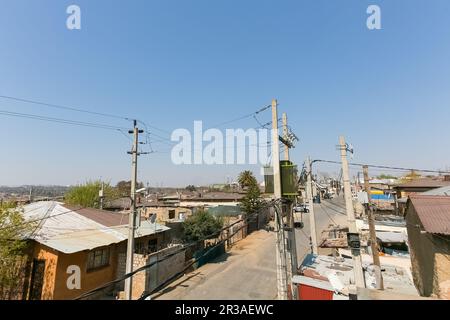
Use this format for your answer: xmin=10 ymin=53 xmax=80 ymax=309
xmin=179 ymin=212 xmax=186 ymax=221
xmin=87 ymin=247 xmax=110 ymax=271
xmin=168 ymin=210 xmax=175 ymax=219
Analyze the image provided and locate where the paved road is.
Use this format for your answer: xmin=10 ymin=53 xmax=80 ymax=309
xmin=294 ymin=196 xmax=348 ymax=265
xmin=153 ymin=197 xmax=348 ymax=300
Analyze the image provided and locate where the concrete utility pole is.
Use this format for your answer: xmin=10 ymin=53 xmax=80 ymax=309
xmin=282 ymin=112 xmax=298 ymax=300
xmin=271 ymin=99 xmax=288 ymax=300
xmin=99 ymin=181 xmax=104 ymax=210
xmin=306 ymin=157 xmax=318 ymax=255
xmin=282 ymin=113 xmax=290 ymax=161
xmin=124 ymin=120 xmax=144 ymax=300
xmin=339 ymin=136 xmax=365 ymax=291
xmin=29 ymin=186 xmax=33 ymax=203
xmin=363 ymin=165 xmax=384 ymax=290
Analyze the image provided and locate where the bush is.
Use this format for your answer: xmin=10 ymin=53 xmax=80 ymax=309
xmin=182 ymin=209 xmax=224 ymax=243
xmin=65 ymin=180 xmax=118 ymax=208
xmin=0 ymin=202 xmax=34 ymax=299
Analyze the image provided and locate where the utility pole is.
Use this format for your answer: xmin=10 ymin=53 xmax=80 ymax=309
xmin=282 ymin=113 xmax=290 ymax=161
xmin=29 ymin=186 xmax=33 ymax=203
xmin=282 ymin=112 xmax=298 ymax=300
xmin=339 ymin=136 xmax=365 ymax=293
xmin=99 ymin=181 xmax=104 ymax=210
xmin=363 ymin=165 xmax=384 ymax=290
xmin=271 ymin=99 xmax=288 ymax=300
xmin=306 ymin=157 xmax=318 ymax=255
xmin=124 ymin=120 xmax=144 ymax=300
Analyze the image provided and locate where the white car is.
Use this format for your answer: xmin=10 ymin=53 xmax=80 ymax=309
xmin=294 ymin=204 xmax=309 ymax=213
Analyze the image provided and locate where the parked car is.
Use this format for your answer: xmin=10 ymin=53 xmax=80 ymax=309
xmin=294 ymin=204 xmax=309 ymax=213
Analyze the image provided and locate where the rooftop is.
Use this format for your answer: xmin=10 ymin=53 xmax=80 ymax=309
xmin=298 ymin=253 xmax=419 ymax=298
xmin=408 ymin=195 xmax=450 ymax=235
xmin=394 ymin=177 xmax=450 ymax=189
xmin=421 ymin=186 xmax=450 ymax=196
xmin=21 ymin=201 xmax=169 ymax=254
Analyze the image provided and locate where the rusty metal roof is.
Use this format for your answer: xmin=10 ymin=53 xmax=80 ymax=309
xmin=394 ymin=177 xmax=450 ymax=189
xmin=408 ymin=195 xmax=450 ymax=235
xmin=63 ymin=205 xmax=129 ymax=227
xmin=21 ymin=201 xmax=170 ymax=253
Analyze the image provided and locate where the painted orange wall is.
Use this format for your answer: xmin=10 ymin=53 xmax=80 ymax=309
xmin=32 ymin=244 xmax=59 ymax=300
xmin=52 ymin=246 xmax=119 ymax=300
xmin=30 ymin=234 xmax=163 ymax=300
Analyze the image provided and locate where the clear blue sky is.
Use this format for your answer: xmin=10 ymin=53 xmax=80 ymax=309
xmin=1 ymin=0 xmax=450 ymax=187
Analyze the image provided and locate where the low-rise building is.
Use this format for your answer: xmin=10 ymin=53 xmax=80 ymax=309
xmin=180 ymin=192 xmax=244 ymax=207
xmin=140 ymin=205 xmax=194 ymax=223
xmin=405 ymin=195 xmax=450 ymax=299
xmin=18 ymin=201 xmax=170 ymax=300
xmin=394 ymin=176 xmax=450 ymax=199
xmin=295 ymin=253 xmax=420 ymax=300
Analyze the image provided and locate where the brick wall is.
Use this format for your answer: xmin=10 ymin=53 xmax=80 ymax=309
xmin=131 ymin=245 xmax=186 ymax=300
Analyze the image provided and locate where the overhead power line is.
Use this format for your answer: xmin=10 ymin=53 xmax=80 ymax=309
xmin=206 ymin=104 xmax=271 ymax=130
xmin=75 ymin=199 xmax=281 ymax=300
xmin=0 ymin=95 xmax=131 ymax=121
xmin=313 ymin=159 xmax=450 ymax=175
xmin=0 ymin=110 xmax=128 ymax=131
xmin=0 ymin=95 xmax=170 ymax=136
xmin=0 ymin=195 xmax=143 ymax=233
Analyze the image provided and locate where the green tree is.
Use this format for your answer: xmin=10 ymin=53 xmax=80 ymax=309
xmin=377 ymin=174 xmax=398 ymax=180
xmin=397 ymin=171 xmax=422 ymax=184
xmin=116 ymin=180 xmax=144 ymax=197
xmin=65 ymin=180 xmax=118 ymax=208
xmin=240 ymin=182 xmax=263 ymax=216
xmin=185 ymin=185 xmax=197 ymax=192
xmin=238 ymin=170 xmax=257 ymax=190
xmin=182 ymin=209 xmax=224 ymax=242
xmin=0 ymin=202 xmax=34 ymax=299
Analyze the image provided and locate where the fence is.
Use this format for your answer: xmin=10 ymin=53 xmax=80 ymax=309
xmin=131 ymin=245 xmax=186 ymax=300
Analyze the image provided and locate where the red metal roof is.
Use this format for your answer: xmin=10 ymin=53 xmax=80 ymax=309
xmin=63 ymin=205 xmax=129 ymax=227
xmin=395 ymin=177 xmax=450 ymax=189
xmin=408 ymin=195 xmax=450 ymax=235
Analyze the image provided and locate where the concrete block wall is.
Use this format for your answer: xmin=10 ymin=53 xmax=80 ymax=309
xmin=132 ymin=245 xmax=186 ymax=300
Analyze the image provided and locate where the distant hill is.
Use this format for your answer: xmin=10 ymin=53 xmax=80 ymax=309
xmin=0 ymin=185 xmax=69 ymax=198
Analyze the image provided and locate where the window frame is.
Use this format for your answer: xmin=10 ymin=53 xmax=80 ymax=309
xmin=87 ymin=247 xmax=110 ymax=272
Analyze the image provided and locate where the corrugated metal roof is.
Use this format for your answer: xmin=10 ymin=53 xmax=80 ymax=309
xmin=300 ymin=253 xmax=419 ymax=297
xmin=64 ymin=205 xmax=129 ymax=226
xmin=394 ymin=177 xmax=450 ymax=189
xmin=409 ymin=195 xmax=450 ymax=235
xmin=22 ymin=201 xmax=170 ymax=254
xmin=376 ymin=231 xmax=408 ymax=243
xmin=421 ymin=186 xmax=450 ymax=196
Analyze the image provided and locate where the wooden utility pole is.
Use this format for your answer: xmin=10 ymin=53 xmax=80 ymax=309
xmin=363 ymin=165 xmax=384 ymax=290
xmin=124 ymin=120 xmax=143 ymax=300
xmin=271 ymin=99 xmax=288 ymax=300
xmin=306 ymin=157 xmax=318 ymax=254
xmin=339 ymin=136 xmax=365 ymax=291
